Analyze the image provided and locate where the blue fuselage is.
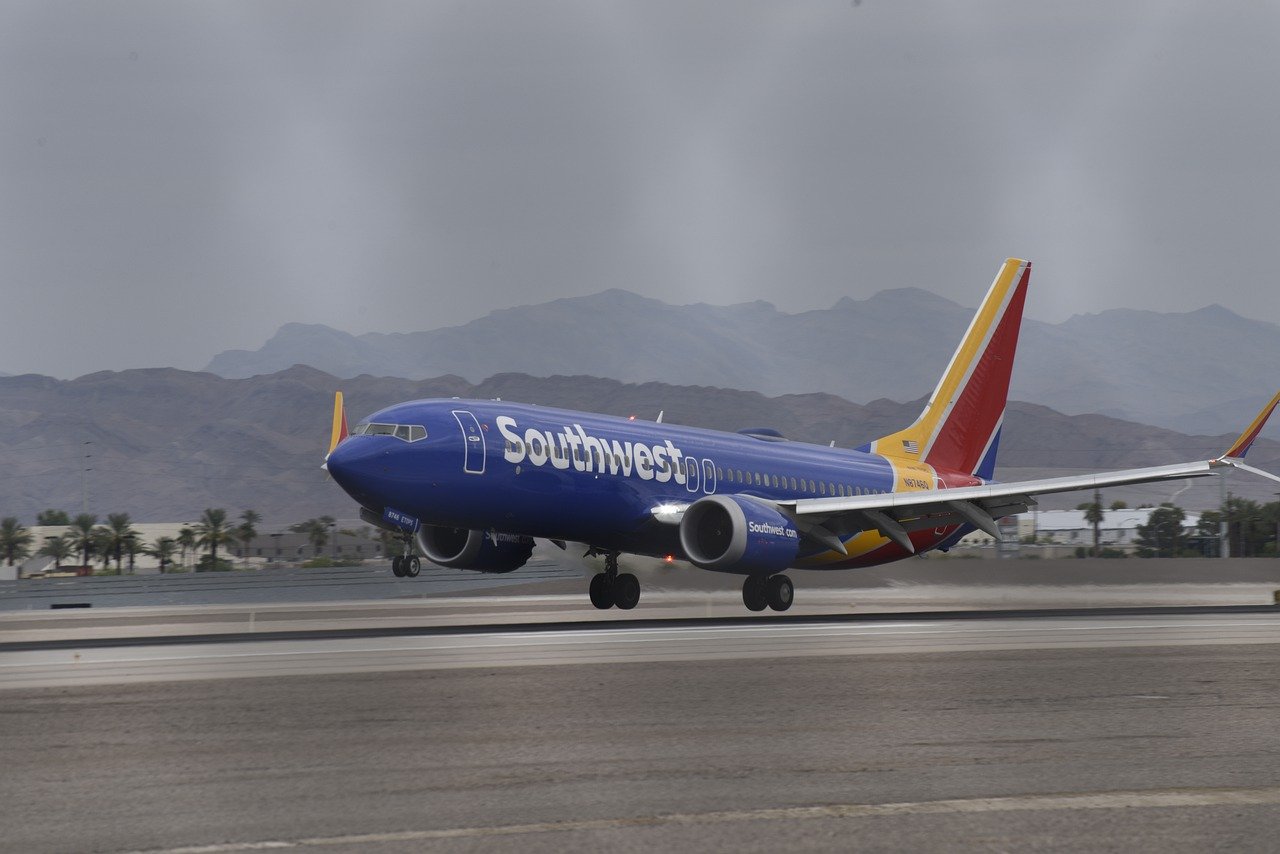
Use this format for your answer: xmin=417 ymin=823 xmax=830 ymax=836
xmin=326 ymin=399 xmax=963 ymax=568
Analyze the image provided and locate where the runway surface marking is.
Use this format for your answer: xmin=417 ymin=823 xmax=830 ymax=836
xmin=124 ymin=786 xmax=1280 ymax=853
xmin=4 ymin=614 xmax=1280 ymax=689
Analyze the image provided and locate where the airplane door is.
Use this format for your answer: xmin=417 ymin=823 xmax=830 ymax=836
xmin=684 ymin=457 xmax=700 ymax=493
xmin=701 ymin=459 xmax=716 ymax=494
xmin=452 ymin=410 xmax=486 ymax=475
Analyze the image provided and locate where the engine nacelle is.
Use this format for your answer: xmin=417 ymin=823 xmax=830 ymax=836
xmin=678 ymin=494 xmax=800 ymax=575
xmin=415 ymin=526 xmax=535 ymax=573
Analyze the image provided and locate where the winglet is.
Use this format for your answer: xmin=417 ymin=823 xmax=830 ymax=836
xmin=1221 ymin=390 xmax=1280 ymax=459
xmin=328 ymin=391 xmax=349 ymax=456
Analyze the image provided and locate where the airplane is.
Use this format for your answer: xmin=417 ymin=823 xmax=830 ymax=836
xmin=323 ymin=258 xmax=1280 ymax=612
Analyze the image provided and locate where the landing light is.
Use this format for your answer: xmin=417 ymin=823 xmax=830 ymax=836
xmin=664 ymin=554 xmax=675 ymax=564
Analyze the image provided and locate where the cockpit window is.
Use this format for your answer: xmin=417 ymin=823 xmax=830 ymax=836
xmin=352 ymin=422 xmax=427 ymax=442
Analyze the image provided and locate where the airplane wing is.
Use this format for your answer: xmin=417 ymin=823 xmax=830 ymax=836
xmin=776 ymin=391 xmax=1280 ymax=554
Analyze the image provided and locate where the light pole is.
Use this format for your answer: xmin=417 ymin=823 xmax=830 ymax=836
xmin=81 ymin=441 xmax=92 ymax=516
xmin=1219 ymin=473 xmax=1229 ymax=559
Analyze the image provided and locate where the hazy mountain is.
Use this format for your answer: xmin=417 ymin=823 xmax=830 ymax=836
xmin=205 ymin=289 xmax=1280 ymax=435
xmin=0 ymin=367 xmax=1275 ymax=524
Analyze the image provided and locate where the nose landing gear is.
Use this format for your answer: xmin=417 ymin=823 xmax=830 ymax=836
xmin=587 ymin=551 xmax=640 ymax=610
xmin=390 ymin=533 xmax=419 ymax=578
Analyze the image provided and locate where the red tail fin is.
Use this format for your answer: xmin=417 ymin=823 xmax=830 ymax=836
xmin=869 ymin=258 xmax=1031 ymax=477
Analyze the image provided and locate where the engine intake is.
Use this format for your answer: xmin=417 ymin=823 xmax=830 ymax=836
xmin=679 ymin=494 xmax=800 ymax=575
xmin=415 ymin=526 xmax=534 ymax=573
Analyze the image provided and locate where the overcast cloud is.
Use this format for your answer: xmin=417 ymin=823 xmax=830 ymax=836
xmin=2 ymin=1 xmax=1278 ymax=379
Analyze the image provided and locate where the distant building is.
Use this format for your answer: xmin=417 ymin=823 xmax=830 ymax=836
xmin=952 ymin=508 xmax=1202 ymax=556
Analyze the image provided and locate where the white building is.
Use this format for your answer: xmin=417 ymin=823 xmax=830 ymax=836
xmin=954 ymin=508 xmax=1202 ymax=555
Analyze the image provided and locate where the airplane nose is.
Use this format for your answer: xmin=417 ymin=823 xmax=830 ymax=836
xmin=324 ymin=439 xmax=363 ymax=487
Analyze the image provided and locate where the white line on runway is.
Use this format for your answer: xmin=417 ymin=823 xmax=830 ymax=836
xmin=122 ymin=786 xmax=1280 ymax=853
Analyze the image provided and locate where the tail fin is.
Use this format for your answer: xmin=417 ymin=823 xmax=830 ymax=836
xmin=868 ymin=258 xmax=1031 ymax=479
xmin=328 ymin=391 xmax=349 ymax=456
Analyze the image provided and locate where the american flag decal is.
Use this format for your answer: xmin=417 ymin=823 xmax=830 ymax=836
xmin=902 ymin=439 xmax=919 ymax=454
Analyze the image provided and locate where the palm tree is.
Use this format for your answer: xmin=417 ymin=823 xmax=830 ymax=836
xmin=124 ymin=532 xmax=142 ymax=573
xmin=194 ymin=508 xmax=237 ymax=571
xmin=1079 ymin=493 xmax=1105 ymax=557
xmin=39 ymin=535 xmax=76 ymax=570
xmin=0 ymin=518 xmax=33 ymax=566
xmin=92 ymin=527 xmax=114 ymax=571
xmin=103 ymin=512 xmax=140 ymax=574
xmin=67 ymin=514 xmax=98 ymax=567
xmin=237 ymin=509 xmax=261 ymax=568
xmin=176 ymin=527 xmax=196 ymax=571
xmin=145 ymin=536 xmax=177 ymax=574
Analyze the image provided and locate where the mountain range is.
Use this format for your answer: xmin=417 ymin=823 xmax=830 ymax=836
xmin=1 ymin=366 xmax=1275 ymax=525
xmin=204 ymin=288 xmax=1280 ymax=436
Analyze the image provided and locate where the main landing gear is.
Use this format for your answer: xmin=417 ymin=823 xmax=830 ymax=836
xmin=588 ymin=552 xmax=640 ymax=611
xmin=742 ymin=574 xmax=793 ymax=612
xmin=390 ymin=533 xmax=420 ymax=578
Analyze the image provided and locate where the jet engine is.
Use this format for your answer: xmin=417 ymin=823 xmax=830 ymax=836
xmin=415 ymin=526 xmax=535 ymax=573
xmin=678 ymin=494 xmax=800 ymax=575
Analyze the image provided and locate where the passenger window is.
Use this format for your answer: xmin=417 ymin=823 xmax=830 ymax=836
xmin=818 ymin=481 xmax=826 ymax=495
xmin=716 ymin=467 xmax=723 ymax=480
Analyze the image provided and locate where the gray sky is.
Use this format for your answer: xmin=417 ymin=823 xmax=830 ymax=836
xmin=3 ymin=1 xmax=1278 ymax=379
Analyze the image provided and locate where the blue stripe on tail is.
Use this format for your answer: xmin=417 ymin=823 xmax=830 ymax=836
xmin=973 ymin=426 xmax=1001 ymax=481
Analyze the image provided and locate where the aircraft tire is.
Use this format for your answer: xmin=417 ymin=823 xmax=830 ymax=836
xmin=742 ymin=576 xmax=768 ymax=612
xmin=391 ymin=556 xmax=406 ymax=578
xmin=766 ymin=574 xmax=794 ymax=612
xmin=589 ymin=573 xmax=614 ymax=609
xmin=405 ymin=556 xmax=421 ymax=577
xmin=613 ymin=573 xmax=641 ymax=610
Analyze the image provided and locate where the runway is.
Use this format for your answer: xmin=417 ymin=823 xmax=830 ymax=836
xmin=3 ymin=599 xmax=1280 ymax=853
xmin=3 ymin=609 xmax=1280 ymax=689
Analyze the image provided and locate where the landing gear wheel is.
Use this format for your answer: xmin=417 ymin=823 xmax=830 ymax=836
xmin=742 ymin=576 xmax=768 ymax=612
xmin=391 ymin=556 xmax=406 ymax=577
xmin=404 ymin=556 xmax=421 ymax=577
xmin=589 ymin=573 xmax=615 ymax=609
xmin=612 ymin=573 xmax=640 ymax=610
xmin=765 ymin=574 xmax=794 ymax=612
